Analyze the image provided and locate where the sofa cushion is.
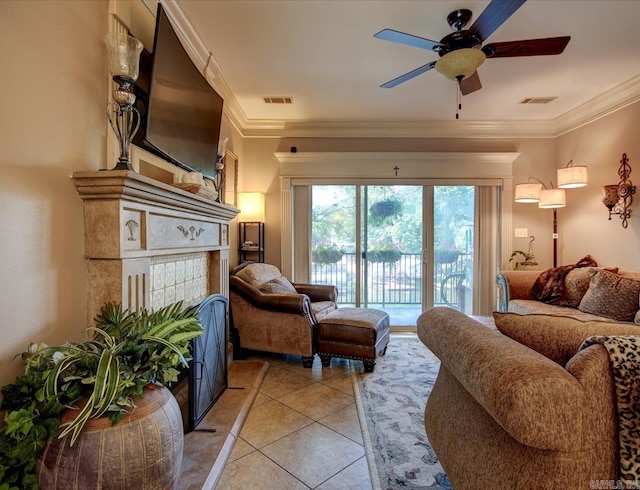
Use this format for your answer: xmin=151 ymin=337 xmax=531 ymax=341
xmin=493 ymin=312 xmax=640 ymax=365
xmin=555 ymin=267 xmax=619 ymax=307
xmin=507 ymin=299 xmax=615 ymax=321
xmin=578 ymin=269 xmax=640 ymax=322
xmin=258 ymin=276 xmax=297 ymax=294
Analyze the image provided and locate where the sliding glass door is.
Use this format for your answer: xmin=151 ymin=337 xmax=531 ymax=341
xmin=310 ymin=184 xmax=475 ymax=327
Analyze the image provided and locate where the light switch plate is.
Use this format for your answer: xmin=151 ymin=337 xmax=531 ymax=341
xmin=514 ymin=228 xmax=528 ymax=238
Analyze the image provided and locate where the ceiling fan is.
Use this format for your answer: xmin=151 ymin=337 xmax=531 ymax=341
xmin=374 ymin=0 xmax=570 ymax=95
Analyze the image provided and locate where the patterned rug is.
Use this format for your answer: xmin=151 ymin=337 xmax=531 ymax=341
xmin=351 ymin=335 xmax=452 ymax=490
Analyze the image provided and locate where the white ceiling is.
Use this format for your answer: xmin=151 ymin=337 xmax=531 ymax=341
xmin=170 ymin=0 xmax=640 ymax=134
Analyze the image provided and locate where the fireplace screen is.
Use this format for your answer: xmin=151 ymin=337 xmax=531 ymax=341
xmin=188 ymin=294 xmax=228 ymax=431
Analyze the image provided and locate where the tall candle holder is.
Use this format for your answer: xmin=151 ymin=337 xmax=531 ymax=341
xmin=104 ymin=33 xmax=143 ymax=171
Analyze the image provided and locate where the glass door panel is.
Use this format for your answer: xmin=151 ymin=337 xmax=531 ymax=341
xmin=361 ymin=185 xmax=423 ymax=326
xmin=433 ymin=186 xmax=475 ymax=313
xmin=311 ymin=186 xmax=357 ymax=305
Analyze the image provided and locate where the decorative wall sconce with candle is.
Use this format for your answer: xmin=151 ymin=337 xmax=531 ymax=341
xmin=602 ymin=153 xmax=635 ymax=228
xmin=104 ymin=32 xmax=144 ymax=171
xmin=514 ymin=162 xmax=587 ymax=267
xmin=212 ymin=137 xmax=229 ymax=203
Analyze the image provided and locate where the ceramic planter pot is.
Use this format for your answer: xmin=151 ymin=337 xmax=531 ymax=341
xmin=36 ymin=385 xmax=183 ymax=489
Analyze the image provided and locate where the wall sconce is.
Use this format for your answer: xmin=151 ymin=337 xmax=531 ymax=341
xmin=212 ymin=137 xmax=229 ymax=203
xmin=104 ymin=32 xmax=144 ymax=171
xmin=602 ymin=153 xmax=635 ymax=228
xmin=514 ymin=166 xmax=587 ymax=267
xmin=237 ymin=192 xmax=265 ymax=222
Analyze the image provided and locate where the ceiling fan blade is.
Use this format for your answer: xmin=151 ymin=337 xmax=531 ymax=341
xmin=380 ymin=61 xmax=437 ymax=88
xmin=482 ymin=36 xmax=571 ymax=58
xmin=460 ymin=72 xmax=482 ymax=95
xmin=374 ymin=29 xmax=443 ymax=51
xmin=467 ymin=0 xmax=527 ymax=42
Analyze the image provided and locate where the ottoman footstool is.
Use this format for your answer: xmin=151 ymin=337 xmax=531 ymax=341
xmin=316 ymin=307 xmax=390 ymax=373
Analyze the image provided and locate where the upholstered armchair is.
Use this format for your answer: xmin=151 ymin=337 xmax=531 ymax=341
xmin=229 ymin=263 xmax=338 ymax=367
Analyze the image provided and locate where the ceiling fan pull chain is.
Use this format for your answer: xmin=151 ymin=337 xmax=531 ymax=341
xmin=456 ymin=78 xmax=462 ymax=120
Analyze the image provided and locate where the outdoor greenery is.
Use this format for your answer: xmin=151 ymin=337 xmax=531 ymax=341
xmin=311 ymin=185 xmax=474 ymax=259
xmin=312 ymin=242 xmax=345 ymax=264
xmin=0 ymin=301 xmax=202 ymax=490
xmin=366 ymin=238 xmax=405 ymax=263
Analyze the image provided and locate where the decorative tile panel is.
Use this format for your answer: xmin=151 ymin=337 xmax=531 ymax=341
xmin=150 ymin=252 xmax=208 ymax=310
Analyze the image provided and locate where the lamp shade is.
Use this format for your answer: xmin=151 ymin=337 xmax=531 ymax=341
xmin=557 ymin=165 xmax=588 ymax=189
xmin=514 ymin=183 xmax=542 ymax=203
xmin=538 ymin=188 xmax=566 ymax=208
xmin=435 ymin=48 xmax=486 ymax=80
xmin=104 ymin=33 xmax=143 ymax=81
xmin=237 ymin=192 xmax=265 ymax=222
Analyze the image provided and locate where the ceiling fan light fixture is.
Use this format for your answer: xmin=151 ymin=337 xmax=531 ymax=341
xmin=435 ymin=48 xmax=486 ymax=80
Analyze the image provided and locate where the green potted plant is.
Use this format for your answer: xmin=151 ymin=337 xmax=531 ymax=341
xmin=509 ymin=250 xmax=537 ymax=270
xmin=0 ymin=301 xmax=202 ymax=489
xmin=312 ymin=242 xmax=345 ymax=265
xmin=366 ymin=238 xmax=404 ymax=264
xmin=369 ymin=198 xmax=402 ymax=225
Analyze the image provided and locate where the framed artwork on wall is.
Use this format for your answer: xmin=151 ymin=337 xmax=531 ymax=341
xmin=222 ymin=150 xmax=238 ymax=207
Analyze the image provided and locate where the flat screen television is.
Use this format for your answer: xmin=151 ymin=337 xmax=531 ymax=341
xmin=142 ymin=5 xmax=223 ymax=180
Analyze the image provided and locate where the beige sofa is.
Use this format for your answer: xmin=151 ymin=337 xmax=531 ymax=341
xmin=229 ymin=262 xmax=338 ymax=367
xmin=497 ymin=268 xmax=640 ymax=323
xmin=416 ymin=307 xmax=640 ymax=489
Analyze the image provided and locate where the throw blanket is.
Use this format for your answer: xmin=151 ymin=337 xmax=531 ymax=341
xmin=579 ymin=335 xmax=640 ymax=483
xmin=531 ymin=255 xmax=597 ymax=303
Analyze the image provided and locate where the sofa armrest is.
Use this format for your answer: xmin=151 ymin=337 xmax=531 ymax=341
xmin=418 ymin=307 xmax=585 ymax=451
xmin=293 ymin=283 xmax=338 ymax=303
xmin=497 ymin=270 xmax=540 ymax=311
xmin=230 ymin=276 xmax=311 ymax=316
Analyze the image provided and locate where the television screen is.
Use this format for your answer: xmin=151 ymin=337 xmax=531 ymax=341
xmin=144 ymin=5 xmax=223 ymax=180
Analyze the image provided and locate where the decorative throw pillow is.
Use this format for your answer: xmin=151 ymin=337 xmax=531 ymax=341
xmin=578 ymin=269 xmax=640 ymax=322
xmin=258 ymin=276 xmax=297 ymax=294
xmin=555 ymin=266 xmax=619 ymax=307
xmin=492 ymin=312 xmax=640 ymax=365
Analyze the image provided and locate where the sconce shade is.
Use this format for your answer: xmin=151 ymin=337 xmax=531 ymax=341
xmin=514 ymin=183 xmax=542 ymax=203
xmin=557 ymin=165 xmax=588 ymax=189
xmin=435 ymin=48 xmax=486 ymax=80
xmin=602 ymin=184 xmax=620 ymax=210
xmin=104 ymin=33 xmax=143 ymax=81
xmin=538 ymin=188 xmax=566 ymax=208
xmin=238 ymin=192 xmax=265 ymax=222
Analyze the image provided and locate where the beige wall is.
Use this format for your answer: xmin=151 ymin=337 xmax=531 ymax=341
xmin=557 ymin=101 xmax=640 ymax=269
xmin=0 ymin=0 xmax=108 ymax=387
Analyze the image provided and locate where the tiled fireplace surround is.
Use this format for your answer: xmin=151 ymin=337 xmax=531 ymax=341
xmin=73 ymin=170 xmax=263 ymax=488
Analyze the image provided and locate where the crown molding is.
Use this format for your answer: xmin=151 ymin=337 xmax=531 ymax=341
xmin=275 ymin=151 xmax=521 ymax=165
xmin=158 ymin=2 xmax=640 ymax=141
xmin=554 ymin=74 xmax=640 ymax=136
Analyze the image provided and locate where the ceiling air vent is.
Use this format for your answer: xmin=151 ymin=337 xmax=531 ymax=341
xmin=518 ymin=97 xmax=557 ymax=105
xmin=263 ymin=96 xmax=293 ymax=104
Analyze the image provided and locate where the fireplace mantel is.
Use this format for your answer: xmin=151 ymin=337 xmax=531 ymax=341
xmin=73 ymin=170 xmax=239 ymax=323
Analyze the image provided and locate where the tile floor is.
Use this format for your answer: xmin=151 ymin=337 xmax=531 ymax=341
xmin=216 ymin=353 xmax=372 ymax=490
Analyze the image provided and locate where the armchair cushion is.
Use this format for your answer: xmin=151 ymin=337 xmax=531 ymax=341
xmin=258 ymin=276 xmax=297 ymax=294
xmin=493 ymin=312 xmax=640 ymax=365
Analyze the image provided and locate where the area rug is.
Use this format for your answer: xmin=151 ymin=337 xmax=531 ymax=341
xmin=351 ymin=335 xmax=452 ymax=490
